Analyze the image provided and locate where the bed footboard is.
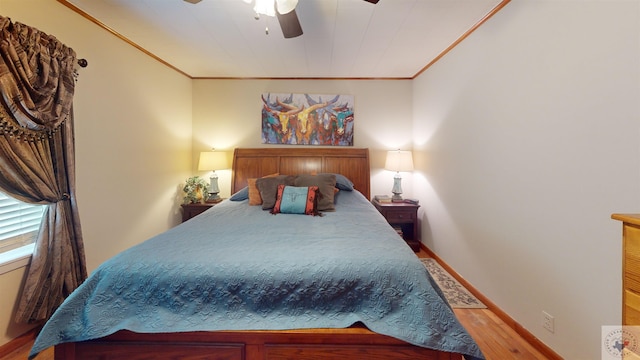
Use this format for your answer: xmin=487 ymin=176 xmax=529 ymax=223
xmin=55 ymin=328 xmax=458 ymax=360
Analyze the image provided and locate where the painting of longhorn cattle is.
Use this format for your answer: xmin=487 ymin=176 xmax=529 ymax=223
xmin=261 ymin=93 xmax=354 ymax=146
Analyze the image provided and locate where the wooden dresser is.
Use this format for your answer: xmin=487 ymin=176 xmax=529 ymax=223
xmin=612 ymin=213 xmax=640 ymax=325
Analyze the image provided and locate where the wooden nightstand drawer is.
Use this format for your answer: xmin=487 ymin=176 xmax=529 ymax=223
xmin=181 ymin=202 xmax=215 ymax=222
xmin=385 ymin=210 xmax=415 ymax=223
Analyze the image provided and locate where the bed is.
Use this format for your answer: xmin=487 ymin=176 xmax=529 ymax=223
xmin=30 ymin=147 xmax=484 ymax=360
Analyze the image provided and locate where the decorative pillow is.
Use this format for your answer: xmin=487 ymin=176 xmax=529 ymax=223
xmin=293 ymin=174 xmax=337 ymax=211
xmin=229 ymin=186 xmax=249 ymax=201
xmin=256 ymin=175 xmax=295 ymax=210
xmin=248 ymin=173 xmax=279 ymax=206
xmin=247 ymin=179 xmax=261 ymax=205
xmin=271 ymin=185 xmax=320 ymax=216
xmin=327 ymin=173 xmax=354 ymax=191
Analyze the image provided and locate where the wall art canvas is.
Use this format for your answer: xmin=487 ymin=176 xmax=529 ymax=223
xmin=261 ymin=93 xmax=354 ymax=146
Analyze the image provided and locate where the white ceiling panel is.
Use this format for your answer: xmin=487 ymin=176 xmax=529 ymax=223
xmin=63 ymin=0 xmax=508 ymax=78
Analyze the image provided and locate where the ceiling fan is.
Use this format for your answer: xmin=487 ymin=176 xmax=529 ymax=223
xmin=184 ymin=0 xmax=380 ymax=39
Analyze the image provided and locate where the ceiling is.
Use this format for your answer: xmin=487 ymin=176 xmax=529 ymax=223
xmin=60 ymin=0 xmax=508 ymax=79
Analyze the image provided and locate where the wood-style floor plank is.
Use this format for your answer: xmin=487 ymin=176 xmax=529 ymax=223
xmin=454 ymin=309 xmax=549 ymax=359
xmin=1 ymin=342 xmax=51 ymax=360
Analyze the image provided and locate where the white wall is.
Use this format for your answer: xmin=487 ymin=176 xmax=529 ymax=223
xmin=0 ymin=0 xmax=193 ymax=346
xmin=412 ymin=1 xmax=640 ymax=358
xmin=192 ymin=79 xmax=413 ymax=198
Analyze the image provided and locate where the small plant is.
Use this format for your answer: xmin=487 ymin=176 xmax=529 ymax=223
xmin=183 ymin=176 xmax=209 ymax=204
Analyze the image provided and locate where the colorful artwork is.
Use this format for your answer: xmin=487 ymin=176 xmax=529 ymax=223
xmin=261 ymin=93 xmax=354 ymax=146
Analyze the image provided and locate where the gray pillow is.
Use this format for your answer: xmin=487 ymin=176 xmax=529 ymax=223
xmin=256 ymin=175 xmax=295 ymax=210
xmin=294 ymin=174 xmax=337 ymax=211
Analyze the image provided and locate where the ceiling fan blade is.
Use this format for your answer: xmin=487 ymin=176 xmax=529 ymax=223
xmin=276 ymin=8 xmax=303 ymax=38
xmin=183 ymin=0 xmax=202 ymax=3
xmin=363 ymin=0 xmax=380 ymax=3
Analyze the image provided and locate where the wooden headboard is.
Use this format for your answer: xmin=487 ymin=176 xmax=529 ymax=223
xmin=232 ymin=148 xmax=370 ymax=200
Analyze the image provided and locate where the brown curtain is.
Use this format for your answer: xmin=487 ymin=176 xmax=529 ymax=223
xmin=0 ymin=16 xmax=86 ymax=323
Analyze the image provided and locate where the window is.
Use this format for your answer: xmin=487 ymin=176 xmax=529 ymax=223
xmin=0 ymin=191 xmax=45 ymax=254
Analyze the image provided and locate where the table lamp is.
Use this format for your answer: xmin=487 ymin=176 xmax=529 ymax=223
xmin=198 ymin=150 xmax=229 ymax=203
xmin=385 ymin=150 xmax=414 ymax=202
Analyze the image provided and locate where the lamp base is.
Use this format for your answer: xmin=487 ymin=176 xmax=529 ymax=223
xmin=391 ymin=174 xmax=404 ymax=202
xmin=206 ymin=172 xmax=222 ymax=203
xmin=206 ymin=193 xmax=222 ymax=203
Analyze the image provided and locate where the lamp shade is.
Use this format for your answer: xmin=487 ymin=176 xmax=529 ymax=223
xmin=385 ymin=150 xmax=414 ymax=172
xmin=198 ymin=151 xmax=228 ymax=171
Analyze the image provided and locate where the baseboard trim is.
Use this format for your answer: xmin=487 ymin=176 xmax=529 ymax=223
xmin=421 ymin=244 xmax=562 ymax=360
xmin=0 ymin=326 xmax=39 ymax=358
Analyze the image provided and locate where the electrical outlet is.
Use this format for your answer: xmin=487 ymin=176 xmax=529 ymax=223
xmin=542 ymin=311 xmax=554 ymax=333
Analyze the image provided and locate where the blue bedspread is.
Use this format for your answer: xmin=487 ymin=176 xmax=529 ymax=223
xmin=30 ymin=190 xmax=484 ymax=359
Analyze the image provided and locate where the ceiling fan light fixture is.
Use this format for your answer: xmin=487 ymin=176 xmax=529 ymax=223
xmin=253 ymin=0 xmax=276 ymax=17
xmin=242 ymin=0 xmax=302 ymax=38
xmin=275 ymin=0 xmax=298 ymax=15
xmin=249 ymin=0 xmax=298 ymax=17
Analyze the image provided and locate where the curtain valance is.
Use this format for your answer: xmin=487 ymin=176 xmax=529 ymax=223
xmin=0 ymin=16 xmax=76 ymax=140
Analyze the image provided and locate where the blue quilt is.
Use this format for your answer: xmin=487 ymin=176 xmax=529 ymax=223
xmin=30 ymin=190 xmax=484 ymax=359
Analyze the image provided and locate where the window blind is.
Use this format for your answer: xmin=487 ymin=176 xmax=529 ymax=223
xmin=0 ymin=192 xmax=44 ymax=253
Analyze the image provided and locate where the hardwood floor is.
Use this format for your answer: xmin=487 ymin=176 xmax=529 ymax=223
xmin=416 ymin=249 xmax=552 ymax=360
xmin=2 ymin=250 xmax=553 ymax=360
xmin=455 ymin=308 xmax=550 ymax=359
xmin=1 ymin=339 xmax=51 ymax=360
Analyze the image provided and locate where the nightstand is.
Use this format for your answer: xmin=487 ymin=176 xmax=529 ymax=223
xmin=180 ymin=202 xmax=215 ymax=222
xmin=372 ymin=200 xmax=420 ymax=252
